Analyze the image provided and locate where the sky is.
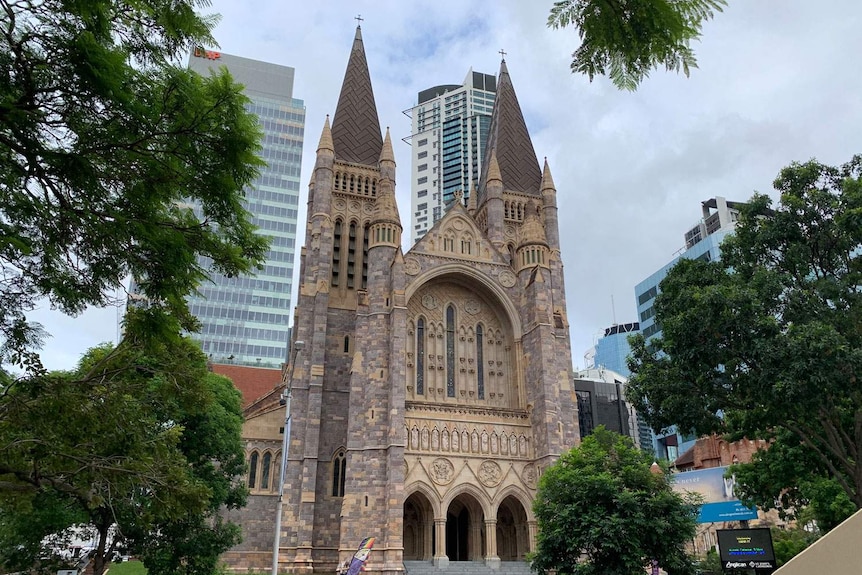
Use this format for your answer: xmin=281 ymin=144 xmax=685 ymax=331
xmin=29 ymin=0 xmax=862 ymax=371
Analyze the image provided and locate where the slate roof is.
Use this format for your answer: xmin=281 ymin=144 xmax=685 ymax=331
xmin=330 ymin=26 xmax=383 ymax=166
xmin=479 ymin=59 xmax=542 ymax=201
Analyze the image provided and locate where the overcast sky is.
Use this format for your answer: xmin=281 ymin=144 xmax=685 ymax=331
xmin=30 ymin=0 xmax=862 ymax=371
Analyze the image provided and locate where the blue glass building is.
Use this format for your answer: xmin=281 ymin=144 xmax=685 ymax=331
xmin=634 ymin=197 xmax=743 ymax=460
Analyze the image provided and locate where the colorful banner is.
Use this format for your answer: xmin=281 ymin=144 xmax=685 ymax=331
xmin=671 ymin=466 xmax=758 ymax=523
xmin=345 ymin=537 xmax=375 ymax=575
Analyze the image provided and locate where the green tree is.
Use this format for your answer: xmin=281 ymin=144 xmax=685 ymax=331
xmin=548 ymin=0 xmax=726 ymax=90
xmin=627 ymin=155 xmax=862 ymax=520
xmin=532 ymin=427 xmax=699 ymax=575
xmin=0 ymin=330 xmax=247 ymax=575
xmin=0 ymin=0 xmax=267 ymax=373
xmin=770 ymin=525 xmax=818 ymax=567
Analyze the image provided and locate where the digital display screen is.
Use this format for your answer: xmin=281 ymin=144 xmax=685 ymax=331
xmin=717 ymin=528 xmax=776 ymax=570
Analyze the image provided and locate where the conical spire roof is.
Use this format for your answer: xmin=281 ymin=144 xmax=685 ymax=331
xmin=541 ymin=157 xmax=556 ymax=191
xmin=331 ymin=26 xmax=383 ymax=166
xmin=317 ymin=115 xmax=334 ymax=152
xmin=479 ymin=58 xmax=542 ymax=201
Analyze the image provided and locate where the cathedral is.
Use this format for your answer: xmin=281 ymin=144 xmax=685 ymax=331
xmin=226 ymin=25 xmax=579 ymax=574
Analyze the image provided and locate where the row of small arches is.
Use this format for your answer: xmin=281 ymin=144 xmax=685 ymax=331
xmin=407 ymin=426 xmax=530 ymax=458
xmin=504 ymin=200 xmax=540 ymax=222
xmin=334 ymin=170 xmax=377 ymax=197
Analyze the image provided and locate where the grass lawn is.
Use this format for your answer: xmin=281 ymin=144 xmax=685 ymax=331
xmin=107 ymin=560 xmax=147 ymax=575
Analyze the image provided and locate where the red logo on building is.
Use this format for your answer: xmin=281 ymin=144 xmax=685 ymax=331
xmin=193 ymin=47 xmax=221 ymax=60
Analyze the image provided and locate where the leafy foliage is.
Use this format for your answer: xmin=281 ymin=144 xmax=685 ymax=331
xmin=0 ymin=0 xmax=268 ymax=373
xmin=532 ymin=427 xmax=699 ymax=575
xmin=548 ymin=0 xmax=726 ymax=90
xmin=628 ymin=155 xmax=862 ymax=518
xmin=0 ymin=329 xmax=247 ymax=575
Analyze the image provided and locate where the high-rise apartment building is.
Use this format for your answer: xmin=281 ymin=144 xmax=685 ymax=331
xmin=634 ymin=197 xmax=743 ymax=459
xmin=406 ymin=69 xmax=496 ymax=242
xmin=185 ymin=50 xmax=305 ymax=366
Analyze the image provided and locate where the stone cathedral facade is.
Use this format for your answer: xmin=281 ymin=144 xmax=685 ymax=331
xmin=225 ymin=26 xmax=579 ymax=575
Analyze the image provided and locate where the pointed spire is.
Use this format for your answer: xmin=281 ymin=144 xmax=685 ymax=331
xmin=331 ymin=25 xmax=383 ymax=166
xmin=486 ymin=149 xmax=502 ymax=184
xmin=317 ymin=115 xmax=334 ymax=152
xmin=519 ymin=200 xmax=547 ymax=247
xmin=373 ymin=178 xmax=401 ymax=226
xmin=478 ymin=58 xmax=542 ymax=201
xmin=380 ymin=127 xmax=395 ymax=164
xmin=467 ymin=181 xmax=478 ymax=213
xmin=541 ymin=157 xmax=556 ymax=192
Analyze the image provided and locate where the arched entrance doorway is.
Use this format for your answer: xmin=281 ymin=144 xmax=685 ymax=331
xmin=445 ymin=493 xmax=484 ymax=561
xmin=496 ymin=495 xmax=529 ymax=561
xmin=403 ymin=491 xmax=434 ymax=560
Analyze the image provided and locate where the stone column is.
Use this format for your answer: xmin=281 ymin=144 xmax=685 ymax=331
xmin=433 ymin=519 xmax=449 ymax=568
xmin=484 ymin=519 xmax=500 ymax=569
xmin=527 ymin=521 xmax=538 ymax=554
xmin=471 ymin=522 xmax=483 ymax=561
xmin=424 ymin=520 xmax=434 ymax=560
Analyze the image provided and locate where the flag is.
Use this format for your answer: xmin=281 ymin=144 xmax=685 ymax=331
xmin=345 ymin=537 xmax=375 ymax=575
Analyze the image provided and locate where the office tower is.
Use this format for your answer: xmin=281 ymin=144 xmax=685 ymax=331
xmin=585 ymin=322 xmax=654 ymax=453
xmin=592 ymin=321 xmax=640 ymax=375
xmin=634 ymin=197 xmax=744 ymax=459
xmin=574 ymin=367 xmax=640 ymax=447
xmin=406 ymin=69 xmax=496 ymax=242
xmin=186 ymin=50 xmax=305 ymax=366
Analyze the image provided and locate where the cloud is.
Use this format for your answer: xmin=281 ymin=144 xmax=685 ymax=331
xmin=30 ymin=0 xmax=862 ymax=371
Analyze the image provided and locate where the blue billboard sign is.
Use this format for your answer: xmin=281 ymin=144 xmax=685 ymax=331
xmin=671 ymin=466 xmax=758 ymax=523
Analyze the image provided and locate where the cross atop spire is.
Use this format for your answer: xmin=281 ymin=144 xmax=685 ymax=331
xmin=355 ymin=14 xmax=363 ymax=25
xmin=499 ymin=49 xmax=507 ymax=61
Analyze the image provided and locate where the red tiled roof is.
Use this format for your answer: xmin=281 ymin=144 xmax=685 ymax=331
xmin=210 ymin=363 xmax=283 ymax=407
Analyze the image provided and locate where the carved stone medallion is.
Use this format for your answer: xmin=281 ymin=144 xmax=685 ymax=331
xmin=422 ymin=294 xmax=438 ymax=310
xmin=522 ymin=464 xmax=537 ymax=489
xmin=464 ymin=299 xmax=481 ymax=315
xmin=349 ymin=200 xmax=361 ymax=214
xmin=334 ymin=199 xmax=347 ymax=211
xmin=404 ymin=257 xmax=420 ymax=276
xmin=499 ymin=270 xmax=516 ymax=288
xmin=430 ymin=458 xmax=454 ymax=485
xmin=478 ymin=460 xmax=502 ymax=487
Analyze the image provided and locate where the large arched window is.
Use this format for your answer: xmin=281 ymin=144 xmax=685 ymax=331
xmin=416 ymin=317 xmax=425 ymax=395
xmin=446 ymin=305 xmax=455 ymax=397
xmin=332 ymin=220 xmax=342 ymax=287
xmin=248 ymin=451 xmax=259 ymax=488
xmin=261 ymin=452 xmax=272 ymax=489
xmin=347 ymin=222 xmax=357 ymax=288
xmin=332 ymin=450 xmax=347 ymax=497
xmin=476 ymin=324 xmax=485 ymax=400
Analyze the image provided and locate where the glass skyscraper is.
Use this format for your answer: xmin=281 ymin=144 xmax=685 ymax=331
xmin=634 ymin=197 xmax=743 ymax=459
xmin=406 ymin=69 xmax=496 ymax=242
xmin=185 ymin=50 xmax=305 ymax=366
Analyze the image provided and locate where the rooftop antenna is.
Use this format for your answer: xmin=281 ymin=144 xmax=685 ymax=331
xmin=611 ymin=294 xmax=617 ymax=325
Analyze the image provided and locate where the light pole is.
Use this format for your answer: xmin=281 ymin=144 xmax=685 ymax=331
xmin=272 ymin=340 xmax=304 ymax=575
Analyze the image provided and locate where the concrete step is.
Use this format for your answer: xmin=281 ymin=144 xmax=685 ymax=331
xmin=404 ymin=560 xmax=531 ymax=575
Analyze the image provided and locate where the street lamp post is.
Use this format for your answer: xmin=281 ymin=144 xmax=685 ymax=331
xmin=272 ymin=340 xmax=304 ymax=575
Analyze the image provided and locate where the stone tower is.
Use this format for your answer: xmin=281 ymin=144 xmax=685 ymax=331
xmin=227 ymin=27 xmax=579 ymax=575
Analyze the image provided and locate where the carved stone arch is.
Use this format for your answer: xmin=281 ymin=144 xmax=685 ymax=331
xmin=405 ymin=265 xmax=523 ymax=339
xmin=491 ymin=485 xmax=536 ymax=523
xmin=440 ymin=481 xmax=492 ymax=521
xmin=404 ymin=481 xmax=443 ymax=518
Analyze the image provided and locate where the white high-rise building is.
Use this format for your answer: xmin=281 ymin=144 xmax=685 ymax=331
xmin=405 ymin=69 xmax=496 ymax=242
